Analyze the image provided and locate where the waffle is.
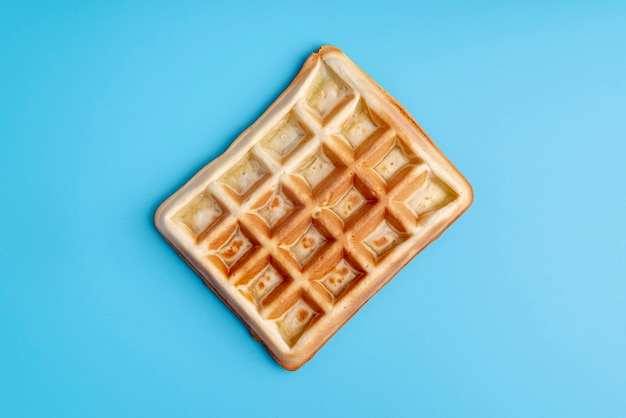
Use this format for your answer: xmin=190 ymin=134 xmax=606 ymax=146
xmin=155 ymin=46 xmax=473 ymax=370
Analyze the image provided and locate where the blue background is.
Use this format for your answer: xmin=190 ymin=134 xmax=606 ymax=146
xmin=2 ymin=1 xmax=625 ymax=417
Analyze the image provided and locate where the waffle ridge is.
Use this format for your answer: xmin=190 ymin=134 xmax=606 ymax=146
xmin=155 ymin=46 xmax=473 ymax=370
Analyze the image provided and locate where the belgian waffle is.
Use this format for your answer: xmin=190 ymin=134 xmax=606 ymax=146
xmin=155 ymin=46 xmax=473 ymax=370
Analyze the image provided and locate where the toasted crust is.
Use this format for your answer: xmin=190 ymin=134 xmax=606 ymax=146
xmin=155 ymin=46 xmax=473 ymax=370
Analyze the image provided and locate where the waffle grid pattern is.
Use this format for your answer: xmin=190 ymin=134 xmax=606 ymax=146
xmin=172 ymin=61 xmax=459 ymax=349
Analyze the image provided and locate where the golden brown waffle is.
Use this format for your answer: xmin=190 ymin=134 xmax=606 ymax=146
xmin=155 ymin=46 xmax=473 ymax=370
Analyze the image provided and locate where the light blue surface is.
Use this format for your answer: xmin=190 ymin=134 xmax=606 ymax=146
xmin=2 ymin=1 xmax=625 ymax=417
